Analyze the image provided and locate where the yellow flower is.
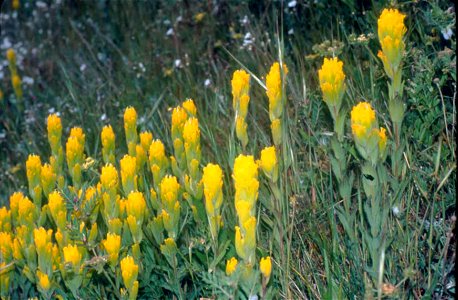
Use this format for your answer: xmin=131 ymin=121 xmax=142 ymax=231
xmin=102 ymin=233 xmax=121 ymax=267
xmin=0 ymin=207 xmax=11 ymax=232
xmin=126 ymin=191 xmax=146 ymax=223
xmin=232 ymin=70 xmax=250 ymax=107
xmin=12 ymin=0 xmax=20 ymax=10
xmin=377 ymin=8 xmax=406 ymax=77
xmin=63 ymin=244 xmax=82 ymax=269
xmin=260 ymin=256 xmax=272 ymax=279
xmin=48 ymin=191 xmax=66 ymax=229
xmin=100 ymin=164 xmax=119 ymax=190
xmin=69 ymin=127 xmax=85 ymax=146
xmin=6 ymin=48 xmax=16 ymax=63
xmin=12 ymin=75 xmax=22 ymax=98
xmin=271 ymin=118 xmax=282 ymax=146
xmin=182 ymin=117 xmax=200 ymax=145
xmin=160 ymin=175 xmax=180 ymax=208
xmin=33 ymin=227 xmax=53 ymax=253
xmin=318 ymin=57 xmax=346 ymax=118
xmin=235 ymin=117 xmax=248 ymax=148
xmin=377 ymin=127 xmax=387 ymax=153
xmin=182 ymin=99 xmax=197 ymax=116
xmin=259 ymin=146 xmax=278 ymax=182
xmin=47 ymin=114 xmax=62 ymax=140
xmin=350 ymin=102 xmax=376 ymax=139
xmin=9 ymin=191 xmax=24 ymax=223
xmin=226 ymin=257 xmax=238 ymax=276
xmin=101 ymin=125 xmax=116 ymax=164
xmin=120 ymin=256 xmax=138 ymax=291
xmin=139 ymin=131 xmax=153 ymax=152
xmin=235 ymin=200 xmax=251 ymax=226
xmin=266 ymin=62 xmax=288 ymax=121
xmin=41 ymin=163 xmax=56 ymax=196
xmin=194 ymin=12 xmax=206 ymax=23
xmin=202 ymin=163 xmax=223 ymax=209
xmin=26 ymin=154 xmax=42 ymax=204
xmin=233 ymin=154 xmax=259 ymax=209
xmin=120 ymin=154 xmax=137 ymax=194
xmin=0 ymin=232 xmax=13 ymax=262
xmin=171 ymin=106 xmax=188 ymax=137
xmin=17 ymin=195 xmax=36 ymax=226
xmin=36 ymin=270 xmax=51 ymax=291
xmin=124 ymin=107 xmax=138 ymax=156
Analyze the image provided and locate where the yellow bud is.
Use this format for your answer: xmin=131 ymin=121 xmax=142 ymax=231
xmin=126 ymin=192 xmax=146 ymax=223
xmin=182 ymin=99 xmax=197 ymax=116
xmin=318 ymin=57 xmax=346 ymax=118
xmin=259 ymin=146 xmax=278 ymax=182
xmin=120 ymin=155 xmax=137 ymax=194
xmin=120 ymin=256 xmax=138 ymax=291
xmin=226 ymin=257 xmax=238 ymax=276
xmin=40 ymin=163 xmax=56 ymax=196
xmin=231 ymin=69 xmax=250 ymax=104
xmin=6 ymin=48 xmax=16 ymax=63
xmin=139 ymin=131 xmax=153 ymax=151
xmin=36 ymin=270 xmax=51 ymax=291
xmin=260 ymin=256 xmax=272 ymax=279
xmin=63 ymin=244 xmax=82 ymax=269
xmin=266 ymin=62 xmax=287 ymax=121
xmin=100 ymin=164 xmax=119 ymax=190
xmin=102 ymin=233 xmax=121 ymax=267
xmin=0 ymin=207 xmax=11 ymax=232
xmin=350 ymin=102 xmax=376 ymax=140
xmin=182 ymin=117 xmax=200 ymax=145
xmin=101 ymin=125 xmax=116 ymax=164
xmin=235 ymin=117 xmax=248 ymax=148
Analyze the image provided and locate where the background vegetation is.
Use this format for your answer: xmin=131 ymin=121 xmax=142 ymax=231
xmin=0 ymin=0 xmax=455 ymax=298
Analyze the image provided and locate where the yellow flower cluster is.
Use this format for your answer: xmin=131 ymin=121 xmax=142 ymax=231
xmin=120 ymin=154 xmax=138 ymax=195
xmin=233 ymin=154 xmax=259 ymax=265
xmin=101 ymin=125 xmax=116 ymax=165
xmin=102 ymin=232 xmax=121 ymax=268
xmin=159 ymin=175 xmax=181 ymax=238
xmin=351 ymin=102 xmax=388 ymax=164
xmin=126 ymin=192 xmax=147 ymax=243
xmin=259 ymin=146 xmax=278 ymax=183
xmin=120 ymin=256 xmax=139 ymax=299
xmin=318 ymin=57 xmax=346 ymax=121
xmin=124 ymin=107 xmax=138 ymax=156
xmin=377 ymin=8 xmax=406 ymax=79
xmin=231 ymin=69 xmax=250 ymax=147
xmin=26 ymin=154 xmax=42 ymax=206
xmin=202 ymin=163 xmax=224 ymax=241
xmin=266 ymin=62 xmax=288 ymax=145
xmin=47 ymin=114 xmax=64 ymax=187
xmin=149 ymin=139 xmax=169 ymax=187
xmin=66 ymin=127 xmax=85 ymax=190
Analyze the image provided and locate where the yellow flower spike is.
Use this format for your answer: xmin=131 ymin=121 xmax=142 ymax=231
xmin=259 ymin=146 xmax=278 ymax=182
xmin=120 ymin=154 xmax=138 ymax=195
xmin=100 ymin=164 xmax=119 ymax=190
xmin=17 ymin=195 xmax=37 ymax=226
xmin=33 ymin=227 xmax=52 ymax=254
xmin=171 ymin=106 xmax=188 ymax=138
xmin=66 ymin=130 xmax=85 ymax=189
xmin=12 ymin=74 xmax=22 ymax=99
xmin=9 ymin=191 xmax=24 ymax=225
xmin=126 ymin=192 xmax=146 ymax=224
xmin=36 ymin=270 xmax=51 ymax=292
xmin=48 ymin=191 xmax=67 ymax=230
xmin=124 ymin=107 xmax=138 ymax=156
xmin=160 ymin=175 xmax=181 ymax=209
xmin=0 ymin=207 xmax=11 ymax=232
xmin=226 ymin=257 xmax=238 ymax=276
xmin=135 ymin=144 xmax=147 ymax=171
xmin=235 ymin=117 xmax=248 ymax=148
xmin=182 ymin=117 xmax=200 ymax=148
xmin=350 ymin=102 xmax=376 ymax=140
xmin=233 ymin=154 xmax=259 ymax=210
xmin=202 ymin=163 xmax=224 ymax=239
xmin=26 ymin=154 xmax=42 ymax=206
xmin=271 ymin=118 xmax=282 ymax=146
xmin=101 ymin=125 xmax=116 ymax=165
xmin=40 ymin=163 xmax=56 ymax=197
xmin=62 ymin=244 xmax=83 ymax=271
xmin=231 ymin=70 xmax=250 ymax=108
xmin=6 ymin=48 xmax=16 ymax=64
xmin=139 ymin=131 xmax=153 ymax=152
xmin=182 ymin=98 xmax=197 ymax=116
xmin=102 ymin=233 xmax=121 ymax=267
xmin=238 ymin=94 xmax=250 ymax=119
xmin=377 ymin=8 xmax=406 ymax=77
xmin=318 ymin=57 xmax=346 ymax=120
xmin=266 ymin=62 xmax=287 ymax=121
xmin=0 ymin=232 xmax=13 ymax=262
xmin=69 ymin=127 xmax=85 ymax=146
xmin=120 ymin=256 xmax=138 ymax=292
xmin=47 ymin=114 xmax=62 ymax=146
xmin=235 ymin=200 xmax=251 ymax=226
xmin=234 ymin=226 xmax=246 ymax=260
xmin=260 ymin=256 xmax=272 ymax=279
xmin=377 ymin=127 xmax=388 ymax=155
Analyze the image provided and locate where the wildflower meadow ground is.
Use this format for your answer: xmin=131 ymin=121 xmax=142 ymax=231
xmin=0 ymin=1 xmax=455 ymax=299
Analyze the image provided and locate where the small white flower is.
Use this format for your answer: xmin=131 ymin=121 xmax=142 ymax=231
xmin=48 ymin=107 xmax=56 ymax=114
xmin=100 ymin=114 xmax=107 ymax=121
xmin=241 ymin=15 xmax=249 ymax=25
xmin=204 ymin=79 xmax=211 ymax=87
xmin=176 ymin=16 xmax=183 ymax=23
xmin=36 ymin=1 xmax=47 ymax=9
xmin=166 ymin=28 xmax=174 ymax=36
xmin=22 ymin=76 xmax=34 ymax=85
xmin=80 ymin=64 xmax=87 ymax=72
xmin=392 ymin=206 xmax=400 ymax=216
xmin=288 ymin=28 xmax=294 ymax=35
xmin=174 ymin=59 xmax=182 ymax=68
xmin=442 ymin=27 xmax=453 ymax=40
xmin=1 ymin=38 xmax=12 ymax=49
xmin=139 ymin=62 xmax=146 ymax=72
xmin=288 ymin=0 xmax=297 ymax=8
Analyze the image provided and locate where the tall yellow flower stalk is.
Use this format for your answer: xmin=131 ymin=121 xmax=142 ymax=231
xmin=102 ymin=233 xmax=121 ymax=268
xmin=148 ymin=139 xmax=169 ymax=189
xmin=41 ymin=163 xmax=56 ymax=197
xmin=124 ymin=107 xmax=138 ymax=157
xmin=318 ymin=57 xmax=346 ymax=140
xmin=120 ymin=256 xmax=139 ymax=300
xmin=259 ymin=146 xmax=278 ymax=183
xmin=266 ymin=62 xmax=288 ymax=146
xmin=100 ymin=164 xmax=122 ymax=233
xmin=66 ymin=127 xmax=85 ymax=190
xmin=125 ymin=191 xmax=147 ymax=244
xmin=233 ymin=154 xmax=259 ymax=266
xmin=171 ymin=106 xmax=188 ymax=169
xmin=202 ymin=163 xmax=223 ymax=244
xmin=47 ymin=114 xmax=64 ymax=188
xmin=159 ymin=175 xmax=181 ymax=238
xmin=120 ymin=154 xmax=137 ymax=195
xmin=34 ymin=227 xmax=54 ymax=278
xmin=26 ymin=154 xmax=42 ymax=207
xmin=377 ymin=8 xmax=407 ymax=142
xmin=48 ymin=191 xmax=67 ymax=231
xmin=101 ymin=125 xmax=116 ymax=165
xmin=231 ymin=70 xmax=250 ymax=148
xmin=350 ymin=102 xmax=387 ymax=166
